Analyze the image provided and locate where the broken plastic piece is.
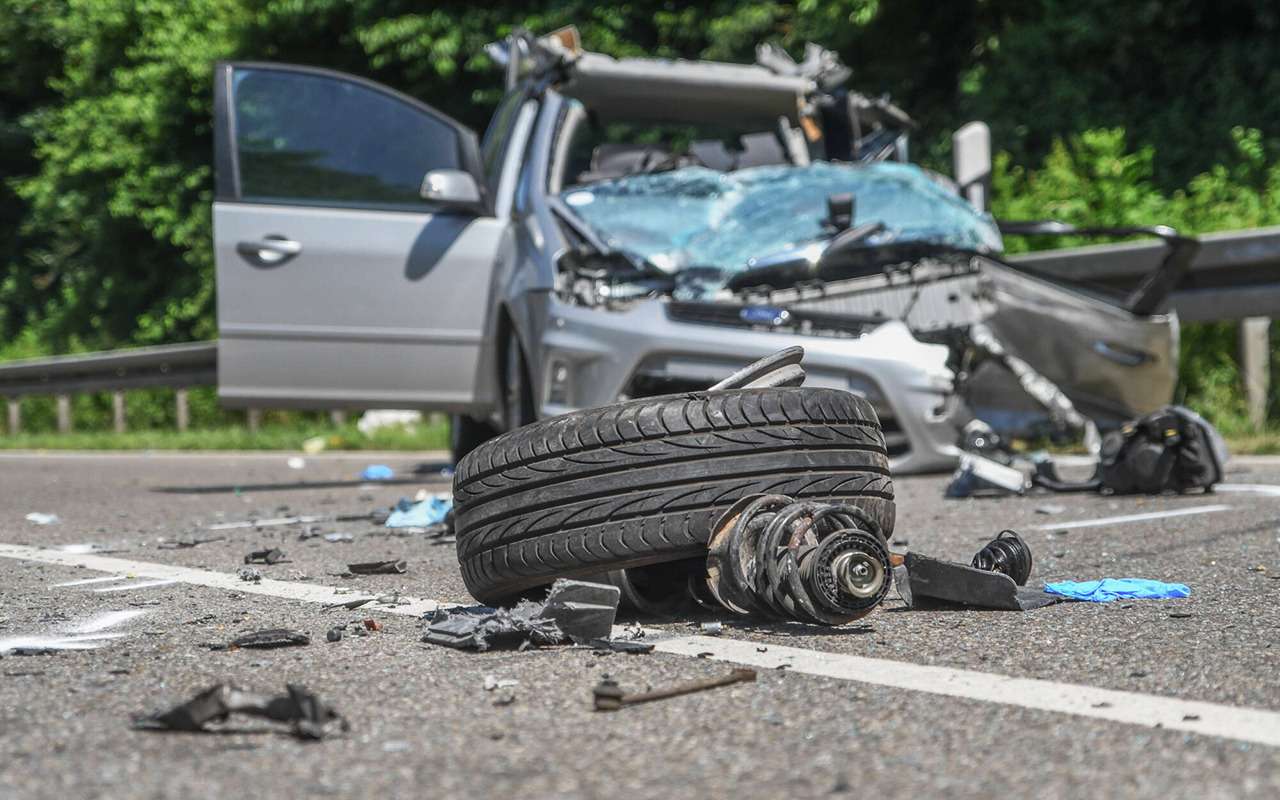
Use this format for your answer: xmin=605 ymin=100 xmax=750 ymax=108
xmin=422 ymin=604 xmax=567 ymax=651
xmin=347 ymin=559 xmax=407 ymax=575
xmin=326 ymin=626 xmax=343 ymax=642
xmin=136 ymin=683 xmax=348 ymax=740
xmin=229 ymin=629 xmax=310 ymax=649
xmin=539 ymin=579 xmax=621 ymax=643
xmin=24 ymin=512 xmax=59 ymax=525
xmin=945 ymin=454 xmax=1027 ymax=498
xmin=237 ymin=567 xmax=262 ymax=583
xmin=244 ymin=548 xmax=286 ymax=565
xmin=896 ymin=532 xmax=1056 ymax=611
xmin=1043 ymin=578 xmax=1190 ymax=603
xmin=588 ymin=639 xmax=656 ymax=654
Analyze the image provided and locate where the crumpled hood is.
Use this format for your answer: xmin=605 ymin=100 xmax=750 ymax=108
xmin=562 ymin=161 xmax=1003 ymax=276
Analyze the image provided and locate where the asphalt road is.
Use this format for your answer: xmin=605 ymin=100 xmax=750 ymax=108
xmin=1 ymin=451 xmax=1277 ymax=799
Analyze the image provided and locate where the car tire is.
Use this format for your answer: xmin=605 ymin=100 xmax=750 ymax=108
xmin=502 ymin=332 xmax=535 ymax=433
xmin=453 ymin=386 xmax=895 ymax=604
xmin=449 ymin=414 xmax=498 ymax=465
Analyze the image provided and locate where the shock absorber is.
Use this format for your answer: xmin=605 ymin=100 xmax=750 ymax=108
xmin=704 ymin=494 xmax=892 ymax=625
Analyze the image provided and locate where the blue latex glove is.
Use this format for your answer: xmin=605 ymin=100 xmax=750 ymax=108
xmin=386 ymin=496 xmax=452 ymax=528
xmin=360 ymin=464 xmax=394 ymax=481
xmin=1043 ymin=578 xmax=1190 ymax=603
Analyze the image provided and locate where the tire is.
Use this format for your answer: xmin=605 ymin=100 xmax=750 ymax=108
xmin=453 ymin=387 xmax=895 ymax=604
xmin=449 ymin=414 xmax=498 ymax=465
xmin=501 ymin=332 xmax=535 ymax=433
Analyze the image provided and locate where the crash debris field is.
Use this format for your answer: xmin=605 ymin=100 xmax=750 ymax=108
xmin=1 ymin=447 xmax=1278 ymax=799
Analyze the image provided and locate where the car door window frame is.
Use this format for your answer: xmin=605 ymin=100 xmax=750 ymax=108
xmin=213 ymin=61 xmax=488 ymax=214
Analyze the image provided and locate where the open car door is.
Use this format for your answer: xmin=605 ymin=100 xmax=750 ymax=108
xmin=213 ymin=62 xmax=502 ymax=412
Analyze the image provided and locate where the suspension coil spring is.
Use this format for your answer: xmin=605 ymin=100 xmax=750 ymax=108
xmin=970 ymin=529 xmax=1033 ymax=585
xmin=704 ymin=494 xmax=892 ymax=625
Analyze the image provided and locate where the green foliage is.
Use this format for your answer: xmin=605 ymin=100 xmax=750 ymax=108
xmin=1 ymin=0 xmax=1277 ymax=433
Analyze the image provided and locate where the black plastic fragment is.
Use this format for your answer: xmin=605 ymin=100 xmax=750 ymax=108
xmin=244 ymin=548 xmax=286 ymax=565
xmin=135 ymin=683 xmax=348 ymax=740
xmin=347 ymin=559 xmax=408 ymax=575
xmin=588 ymin=639 xmax=655 ymax=654
xmin=896 ymin=553 xmax=1059 ymax=611
xmin=539 ymin=579 xmax=621 ymax=643
xmin=423 ymin=604 xmax=567 ymax=651
xmin=229 ymin=628 xmax=311 ymax=649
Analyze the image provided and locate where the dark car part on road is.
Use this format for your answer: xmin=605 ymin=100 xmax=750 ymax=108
xmin=1033 ymin=405 xmax=1226 ymax=495
xmin=422 ymin=579 xmax=620 ymax=651
xmin=593 ymin=668 xmax=758 ymax=711
xmin=244 ymin=547 xmax=286 ymax=565
xmin=136 ymin=683 xmax=348 ymax=741
xmin=453 ymin=348 xmax=894 ymax=605
xmin=894 ymin=530 xmax=1058 ymax=611
xmin=704 ymin=494 xmax=893 ymax=625
xmin=347 ymin=559 xmax=408 ymax=575
xmin=221 ymin=628 xmax=310 ymax=650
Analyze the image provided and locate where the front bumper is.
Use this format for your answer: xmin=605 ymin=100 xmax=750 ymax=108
xmin=533 ymin=298 xmax=963 ymax=474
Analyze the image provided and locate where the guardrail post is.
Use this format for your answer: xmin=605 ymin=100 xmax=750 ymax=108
xmin=1241 ymin=317 xmax=1272 ymax=429
xmin=56 ymin=395 xmax=72 ymax=434
xmin=112 ymin=391 xmax=126 ymax=433
xmin=6 ymin=399 xmax=18 ymax=435
xmin=175 ymin=389 xmax=190 ymax=432
xmin=329 ymin=410 xmax=347 ymax=426
xmin=246 ymin=408 xmax=262 ymax=433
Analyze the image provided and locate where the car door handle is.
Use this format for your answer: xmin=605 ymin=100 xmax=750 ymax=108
xmin=236 ymin=235 xmax=302 ymax=267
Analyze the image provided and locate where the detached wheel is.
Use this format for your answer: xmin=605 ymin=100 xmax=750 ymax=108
xmin=449 ymin=414 xmax=497 ymax=465
xmin=453 ymin=387 xmax=895 ymax=604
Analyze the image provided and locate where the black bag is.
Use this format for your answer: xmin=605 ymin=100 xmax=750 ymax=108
xmin=1033 ymin=406 xmax=1226 ymax=495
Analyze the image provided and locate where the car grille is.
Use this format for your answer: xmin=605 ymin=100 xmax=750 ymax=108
xmin=664 ymin=301 xmax=882 ymax=339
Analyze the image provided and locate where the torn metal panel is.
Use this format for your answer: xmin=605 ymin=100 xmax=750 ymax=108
xmin=422 ymin=604 xmax=567 ymax=651
xmin=539 ymin=579 xmax=620 ymax=644
xmin=895 ymin=554 xmax=1059 ymax=611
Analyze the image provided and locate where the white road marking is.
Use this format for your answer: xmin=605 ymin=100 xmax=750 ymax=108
xmin=208 ymin=515 xmax=327 ymax=531
xmin=0 ymin=542 xmax=443 ymax=616
xmin=2 ymin=542 xmax=1278 ymax=748
xmin=53 ymin=575 xmax=128 ymax=587
xmin=1215 ymin=483 xmax=1280 ymax=497
xmin=1031 ymin=504 xmax=1233 ymax=531
xmin=93 ymin=578 xmax=178 ymax=593
xmin=647 ymin=635 xmax=1280 ymax=748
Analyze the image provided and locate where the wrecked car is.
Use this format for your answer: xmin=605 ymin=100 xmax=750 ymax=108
xmin=212 ymin=28 xmax=1189 ymax=473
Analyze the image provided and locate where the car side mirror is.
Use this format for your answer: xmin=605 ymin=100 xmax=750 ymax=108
xmin=419 ymin=169 xmax=483 ymax=211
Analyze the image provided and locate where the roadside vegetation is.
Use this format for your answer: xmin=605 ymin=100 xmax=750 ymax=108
xmin=1 ymin=1 xmax=1276 ymax=446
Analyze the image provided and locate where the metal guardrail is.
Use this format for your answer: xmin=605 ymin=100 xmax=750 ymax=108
xmin=0 ymin=341 xmax=217 ymax=397
xmin=0 ymin=227 xmax=1273 ymax=431
xmin=1010 ymin=225 xmax=1280 ymax=322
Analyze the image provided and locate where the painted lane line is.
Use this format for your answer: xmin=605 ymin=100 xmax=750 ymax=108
xmin=93 ymin=578 xmax=179 ymax=593
xmin=53 ymin=575 xmax=128 ymax=587
xmin=1215 ymin=483 xmax=1280 ymax=497
xmin=646 ymin=635 xmax=1280 ymax=748
xmin=0 ymin=543 xmax=443 ymax=616
xmin=1031 ymin=504 xmax=1232 ymax=531
xmin=4 ymin=543 xmax=1279 ymax=748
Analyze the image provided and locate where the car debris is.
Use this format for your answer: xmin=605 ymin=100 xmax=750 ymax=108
xmin=592 ymin=668 xmax=757 ymax=711
xmin=423 ymin=579 xmax=620 ymax=651
xmin=1043 ymin=579 xmax=1190 ymax=602
xmin=326 ymin=626 xmax=344 ymax=642
xmin=698 ymin=622 xmax=723 ymax=636
xmin=237 ymin=567 xmax=262 ymax=583
xmin=484 ymin=675 xmax=519 ymax=691
xmin=944 ymin=454 xmax=1028 ymax=498
xmin=347 ymin=559 xmax=407 ymax=575
xmin=323 ymin=533 xmax=354 ymax=543
xmin=894 ymin=530 xmax=1061 ymax=611
xmin=135 ymin=683 xmax=348 ymax=740
xmin=324 ymin=597 xmax=374 ymax=612
xmin=212 ymin=628 xmax=311 ymax=650
xmin=244 ymin=548 xmax=287 ymax=565
xmin=703 ymin=494 xmax=892 ymax=625
xmin=587 ymin=639 xmax=656 ymax=655
xmin=24 ymin=512 xmax=59 ymax=525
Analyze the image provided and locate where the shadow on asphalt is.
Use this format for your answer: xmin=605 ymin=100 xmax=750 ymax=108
xmin=150 ymin=478 xmax=427 ymax=494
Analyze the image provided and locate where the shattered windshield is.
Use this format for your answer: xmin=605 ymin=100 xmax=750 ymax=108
xmin=561 ymin=161 xmax=1003 ymax=276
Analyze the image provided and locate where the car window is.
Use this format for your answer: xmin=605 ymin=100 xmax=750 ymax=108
xmin=232 ymin=68 xmax=462 ymax=208
xmin=480 ymin=91 xmax=526 ymax=198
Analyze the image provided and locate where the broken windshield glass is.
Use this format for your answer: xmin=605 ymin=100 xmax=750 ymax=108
xmin=561 ymin=161 xmax=1003 ymax=279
